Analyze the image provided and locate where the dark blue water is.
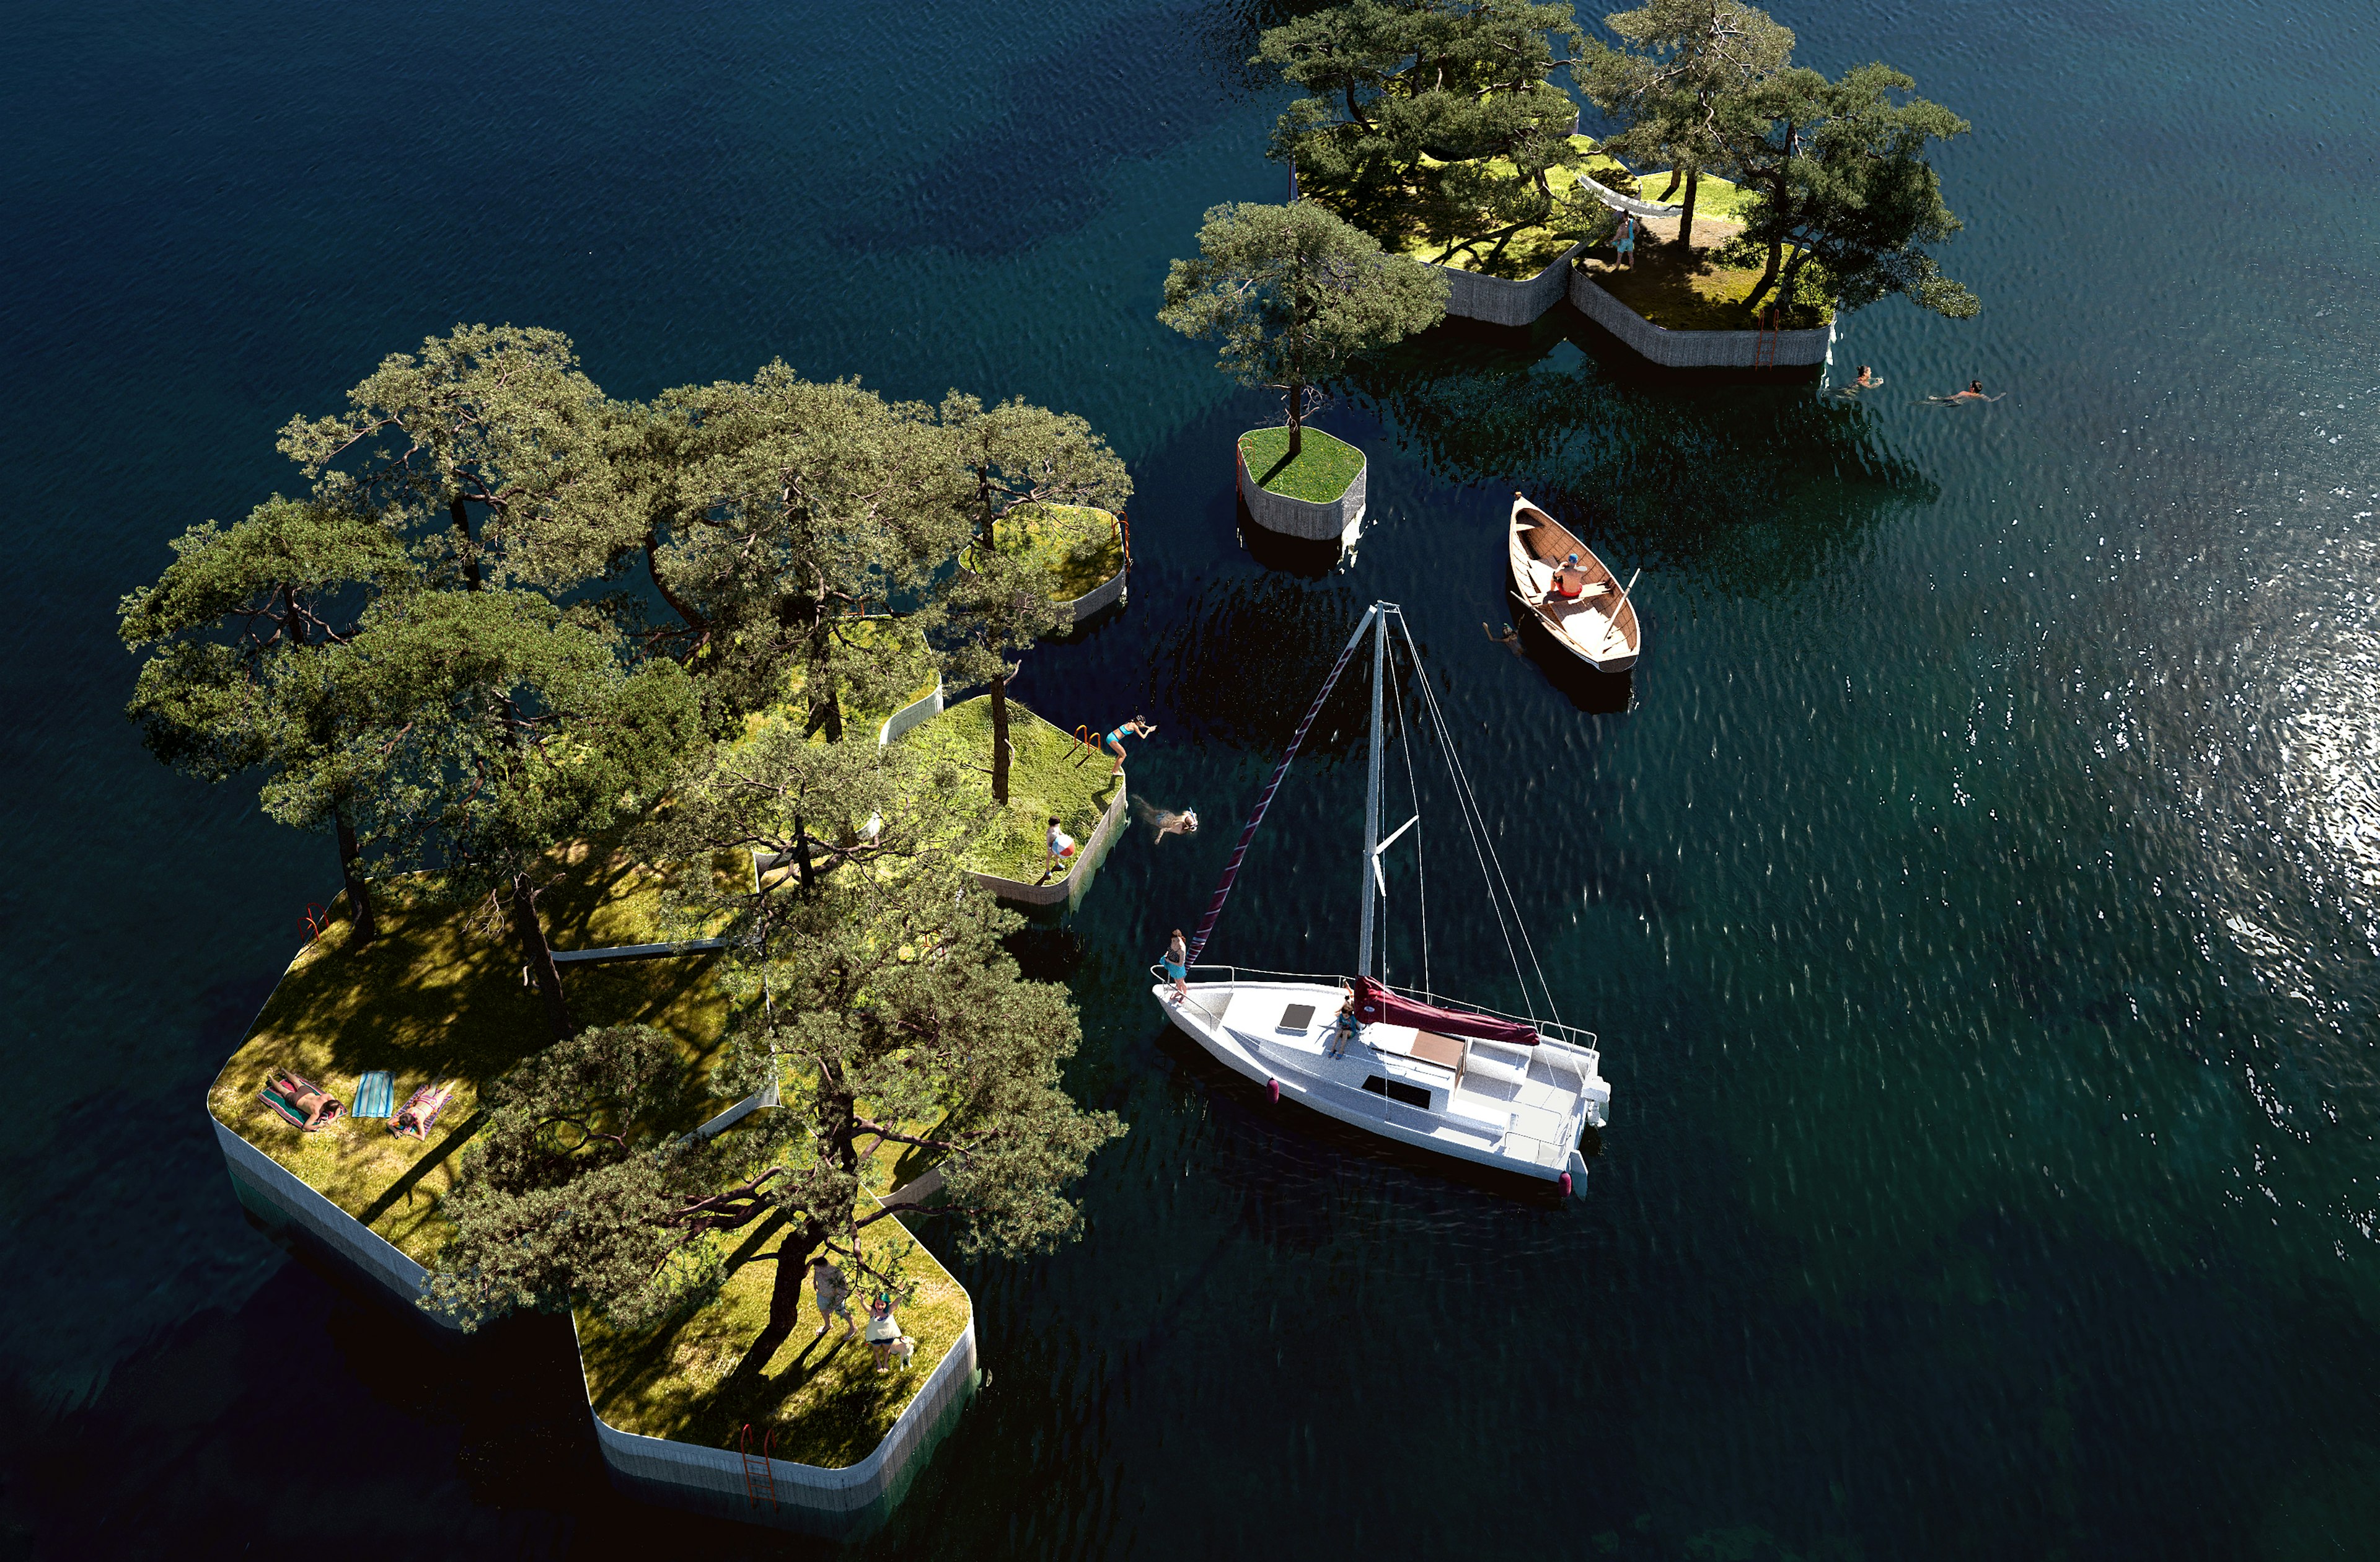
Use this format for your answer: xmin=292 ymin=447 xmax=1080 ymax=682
xmin=8 ymin=1 xmax=2380 ymax=1555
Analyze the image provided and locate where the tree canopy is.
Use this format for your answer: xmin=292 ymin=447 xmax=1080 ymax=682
xmin=1159 ymin=201 xmax=1448 ymax=457
xmin=935 ymin=395 xmax=1132 ymax=802
xmin=337 ymin=587 xmax=699 ymax=1037
xmin=119 ymin=494 xmax=415 ymax=942
xmin=1261 ymin=0 xmax=1590 ymax=263
xmin=1715 ymin=61 xmax=1978 ymax=318
xmin=424 ymin=721 xmax=1122 ymax=1344
xmin=1574 ymin=0 xmax=1794 ymax=245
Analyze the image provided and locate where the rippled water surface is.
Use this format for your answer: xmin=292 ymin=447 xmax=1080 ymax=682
xmin=6 ymin=1 xmax=2380 ymax=1555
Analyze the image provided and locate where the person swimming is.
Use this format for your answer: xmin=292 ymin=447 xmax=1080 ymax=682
xmin=1134 ymin=799 xmax=1199 ymax=841
xmin=1484 ymin=621 xmax=1525 ymax=656
xmin=1838 ymin=364 xmax=1884 ymax=397
xmin=1930 ymin=378 xmax=2002 ymax=404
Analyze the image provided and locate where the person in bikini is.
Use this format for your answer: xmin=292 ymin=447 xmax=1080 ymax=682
xmin=1104 ymin=716 xmax=1154 ymax=774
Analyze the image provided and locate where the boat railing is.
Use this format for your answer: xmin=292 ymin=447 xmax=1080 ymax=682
xmin=1150 ymin=963 xmax=1600 ymax=1054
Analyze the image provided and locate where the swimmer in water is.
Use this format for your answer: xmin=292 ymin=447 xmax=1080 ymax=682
xmin=1929 ymin=378 xmax=2002 ymax=404
xmin=1838 ymin=364 xmax=1884 ymax=397
xmin=1484 ymin=621 xmax=1526 ymax=656
xmin=1134 ymin=800 xmax=1200 ymax=842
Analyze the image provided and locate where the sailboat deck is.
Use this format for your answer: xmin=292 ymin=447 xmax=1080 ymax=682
xmin=1164 ymin=979 xmax=1605 ymax=1178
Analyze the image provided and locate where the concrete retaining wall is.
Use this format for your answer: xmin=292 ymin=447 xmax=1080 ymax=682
xmin=971 ymin=775 xmax=1129 ymax=908
xmin=877 ymin=678 xmax=945 ymax=747
xmin=1568 ymin=270 xmax=1835 ymax=369
xmin=213 ymin=1112 xmax=447 ymax=1323
xmin=1236 ymin=439 xmax=1367 ymax=545
xmin=580 ymin=1264 xmax=980 ymax=1537
xmin=1430 ymin=239 xmax=1589 ymax=327
xmin=1056 ymin=560 xmax=1126 ymax=626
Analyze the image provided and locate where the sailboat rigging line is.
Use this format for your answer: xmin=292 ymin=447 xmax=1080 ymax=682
xmin=1184 ymin=605 xmax=1382 ymax=967
xmin=1392 ymin=610 xmax=1561 ymax=1026
xmin=1381 ymin=628 xmax=1430 ymax=1001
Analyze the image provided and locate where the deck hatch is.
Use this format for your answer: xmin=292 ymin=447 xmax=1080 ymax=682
xmin=1363 ymin=1075 xmax=1432 ymax=1108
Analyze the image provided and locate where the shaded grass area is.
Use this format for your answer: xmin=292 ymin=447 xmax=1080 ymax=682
xmin=576 ymin=1154 xmax=969 ymax=1465
xmin=208 ymin=851 xmax=741 ymax=1262
xmin=897 ymin=695 xmax=1116 ymax=884
xmin=1634 ymin=166 xmax=1760 ymax=224
xmin=978 ymin=503 xmax=1124 ymax=602
xmin=765 ymin=616 xmax=940 ymax=740
xmin=1582 ymin=196 xmax=1833 ymax=331
xmin=1316 ymin=136 xmax=1628 ymax=281
xmin=1240 ymin=426 xmax=1364 ymax=503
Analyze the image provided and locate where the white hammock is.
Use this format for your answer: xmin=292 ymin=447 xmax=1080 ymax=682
xmin=1577 ymin=172 xmax=1681 ymax=220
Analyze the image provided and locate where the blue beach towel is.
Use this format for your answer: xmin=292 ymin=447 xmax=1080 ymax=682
xmin=353 ymin=1071 xmax=394 ymax=1118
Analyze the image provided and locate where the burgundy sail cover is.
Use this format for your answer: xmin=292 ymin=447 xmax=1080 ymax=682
xmin=1351 ymin=978 xmax=1539 ymax=1046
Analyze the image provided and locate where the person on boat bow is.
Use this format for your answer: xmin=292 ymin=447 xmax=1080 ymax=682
xmin=1163 ymin=929 xmax=1189 ymax=1003
xmin=1326 ymin=992 xmax=1362 ymax=1058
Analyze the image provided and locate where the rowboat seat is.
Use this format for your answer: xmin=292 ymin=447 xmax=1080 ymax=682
xmin=1522 ymin=557 xmax=1554 ymax=597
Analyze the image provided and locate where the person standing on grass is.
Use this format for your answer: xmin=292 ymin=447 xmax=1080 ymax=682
xmin=1615 ymin=213 xmax=1636 ymax=269
xmin=1104 ymin=716 xmax=1154 ymax=774
xmin=1039 ymin=815 xmax=1077 ymax=885
xmin=810 ymin=1256 xmax=858 ymax=1341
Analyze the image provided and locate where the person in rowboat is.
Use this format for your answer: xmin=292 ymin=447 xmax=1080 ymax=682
xmin=1552 ymin=553 xmax=1589 ymax=600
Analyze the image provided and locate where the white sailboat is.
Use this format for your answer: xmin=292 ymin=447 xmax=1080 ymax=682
xmin=1152 ymin=602 xmax=1612 ymax=1191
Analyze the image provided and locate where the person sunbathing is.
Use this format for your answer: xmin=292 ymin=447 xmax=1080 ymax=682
xmin=268 ymin=1071 xmax=339 ymax=1130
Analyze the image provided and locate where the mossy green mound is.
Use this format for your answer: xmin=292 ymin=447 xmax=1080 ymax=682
xmin=576 ymin=1173 xmax=969 ymax=1465
xmin=1239 ymin=426 xmax=1364 ymax=504
xmin=897 ymin=695 xmax=1116 ymax=884
xmin=208 ymin=851 xmax=740 ymax=1262
xmin=979 ymin=504 xmax=1124 ymax=602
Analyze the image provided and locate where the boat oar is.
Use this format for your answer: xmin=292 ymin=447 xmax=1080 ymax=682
xmin=1600 ymin=569 xmax=1641 ymax=656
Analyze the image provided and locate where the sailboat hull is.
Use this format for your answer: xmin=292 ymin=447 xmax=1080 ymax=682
xmin=1155 ymin=978 xmax=1606 ymax=1184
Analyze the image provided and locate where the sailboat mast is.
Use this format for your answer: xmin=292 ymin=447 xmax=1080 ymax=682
xmin=1356 ymin=603 xmax=1388 ymax=981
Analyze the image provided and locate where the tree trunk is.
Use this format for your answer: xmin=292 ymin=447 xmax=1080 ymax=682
xmin=1659 ymin=167 xmax=1682 ymax=200
xmin=450 ymin=494 xmax=482 ymax=590
xmin=990 ymin=672 xmax=1011 ymax=805
xmin=510 ymin=872 xmax=576 ymax=1040
xmin=1744 ymin=239 xmax=1786 ymax=312
xmin=791 ymin=813 xmax=816 ymax=892
xmin=334 ymin=807 xmax=376 ymax=948
xmin=1676 ymin=165 xmax=1701 ymax=250
xmin=767 ymin=1216 xmax=827 ymax=1332
xmin=1286 ymin=388 xmax=1305 ymax=460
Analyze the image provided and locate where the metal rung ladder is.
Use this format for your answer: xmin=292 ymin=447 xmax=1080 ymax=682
xmin=1753 ymin=308 xmax=1780 ymax=369
xmin=739 ymin=1423 xmax=777 ymax=1510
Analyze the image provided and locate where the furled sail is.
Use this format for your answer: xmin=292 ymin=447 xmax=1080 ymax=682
xmin=1350 ymin=977 xmax=1540 ymax=1047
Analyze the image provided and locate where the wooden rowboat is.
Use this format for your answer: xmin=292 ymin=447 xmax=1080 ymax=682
xmin=1508 ymin=491 xmax=1641 ymax=674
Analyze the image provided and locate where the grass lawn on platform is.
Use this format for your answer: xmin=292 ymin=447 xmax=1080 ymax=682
xmin=1240 ymin=426 xmax=1364 ymax=504
xmin=575 ymin=1144 xmax=971 ymax=1466
xmin=1313 ymin=135 xmax=1630 ymax=281
xmin=208 ymin=850 xmax=742 ymax=1262
xmin=977 ymin=503 xmax=1124 ymax=603
xmin=897 ymin=695 xmax=1116 ymax=884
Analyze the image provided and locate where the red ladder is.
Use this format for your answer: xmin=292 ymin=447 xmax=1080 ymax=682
xmin=1752 ymin=308 xmax=1779 ymax=369
xmin=739 ymin=1423 xmax=777 ymax=1510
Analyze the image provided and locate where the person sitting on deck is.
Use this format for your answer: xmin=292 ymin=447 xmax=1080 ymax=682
xmin=1325 ymin=993 xmax=1362 ymax=1059
xmin=1551 ymin=553 xmax=1589 ymax=600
